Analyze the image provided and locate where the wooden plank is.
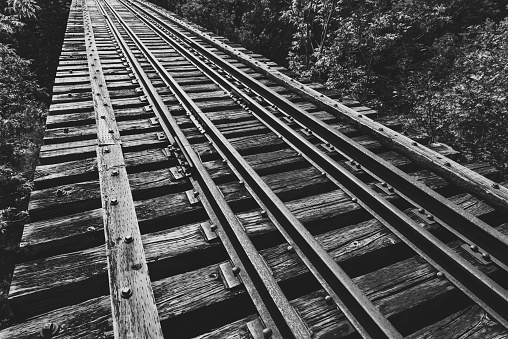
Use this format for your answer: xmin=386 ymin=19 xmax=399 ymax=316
xmin=83 ymin=3 xmax=163 ymax=336
xmin=11 ymin=167 xmax=500 ymax=317
xmin=5 ymin=222 xmax=507 ymax=339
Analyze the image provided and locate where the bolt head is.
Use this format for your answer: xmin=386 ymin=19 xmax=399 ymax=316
xmin=418 ymin=208 xmax=425 ymax=214
xmin=324 ymin=295 xmax=334 ymax=305
xmin=493 ymin=183 xmax=500 ymax=189
xmin=40 ymin=322 xmax=59 ymax=338
xmin=470 ymin=244 xmax=478 ymax=252
xmin=111 ymin=170 xmax=119 ymax=177
xmin=120 ymin=287 xmax=132 ymax=299
xmin=262 ymin=328 xmax=272 ymax=338
xmin=381 ymin=182 xmax=387 ymax=187
xmin=110 ymin=198 xmax=118 ymax=205
xmin=387 ymin=186 xmax=394 ymax=192
xmin=231 ymin=266 xmax=241 ymax=275
xmin=436 ymin=271 xmax=444 ymax=278
xmin=104 ymin=148 xmax=110 ymax=153
xmin=481 ymin=252 xmax=490 ymax=260
xmin=124 ymin=235 xmax=134 ymax=244
xmin=427 ymin=214 xmax=434 ymax=221
xmin=210 ymin=224 xmax=218 ymax=231
xmin=287 ymin=245 xmax=294 ymax=252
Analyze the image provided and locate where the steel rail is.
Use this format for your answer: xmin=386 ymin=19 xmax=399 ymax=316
xmin=138 ymin=0 xmax=508 ymax=221
xmin=97 ymin=0 xmax=312 ymax=337
xmin=130 ymin=0 xmax=508 ymax=272
xmin=118 ymin=0 xmax=508 ymax=329
xmin=130 ymin=0 xmax=508 ymax=274
xmin=113 ymin=1 xmax=410 ymax=338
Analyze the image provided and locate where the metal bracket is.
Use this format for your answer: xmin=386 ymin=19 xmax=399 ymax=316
xmin=185 ymin=189 xmax=200 ymax=205
xmin=169 ymin=166 xmax=184 ymax=180
xmin=461 ymin=244 xmax=492 ymax=265
xmin=321 ymin=143 xmax=336 ymax=153
xmin=156 ymin=132 xmax=166 ymax=141
xmin=282 ymin=116 xmax=293 ymax=124
xmin=139 ymin=95 xmax=148 ymax=102
xmin=219 ymin=262 xmax=242 ymax=289
xmin=161 ymin=147 xmax=172 ymax=158
xmin=131 ymin=79 xmax=139 ymax=84
xmin=149 ymin=117 xmax=159 ymax=125
xmin=300 ymin=128 xmax=313 ymax=136
xmin=375 ymin=182 xmax=397 ymax=195
xmin=200 ymin=221 xmax=218 ymax=242
xmin=246 ymin=318 xmax=270 ymax=339
xmin=135 ymin=87 xmax=144 ymax=94
xmin=128 ymin=73 xmax=136 ymax=78
xmin=143 ymin=105 xmax=153 ymax=112
xmin=410 ymin=208 xmax=437 ymax=226
xmin=344 ymin=160 xmax=363 ymax=172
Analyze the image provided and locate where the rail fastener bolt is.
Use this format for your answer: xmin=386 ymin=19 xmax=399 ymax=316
xmin=436 ymin=271 xmax=444 ymax=278
xmin=324 ymin=295 xmax=334 ymax=305
xmin=287 ymin=245 xmax=294 ymax=252
xmin=210 ymin=224 xmax=218 ymax=231
xmin=262 ymin=328 xmax=272 ymax=338
xmin=39 ymin=322 xmax=60 ymax=338
xmin=232 ymin=266 xmax=241 ymax=275
xmin=481 ymin=252 xmax=491 ymax=261
xmin=469 ymin=244 xmax=478 ymax=252
xmin=110 ymin=198 xmax=118 ymax=206
xmin=124 ymin=235 xmax=134 ymax=244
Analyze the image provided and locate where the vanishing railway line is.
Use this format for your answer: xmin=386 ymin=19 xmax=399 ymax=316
xmin=2 ymin=0 xmax=508 ymax=338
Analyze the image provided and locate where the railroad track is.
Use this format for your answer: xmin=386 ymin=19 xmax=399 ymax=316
xmin=2 ymin=0 xmax=508 ymax=338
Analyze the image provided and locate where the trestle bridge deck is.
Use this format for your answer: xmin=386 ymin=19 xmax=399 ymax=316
xmin=1 ymin=0 xmax=508 ymax=338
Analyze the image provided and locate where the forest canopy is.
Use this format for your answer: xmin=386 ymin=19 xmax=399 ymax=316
xmin=152 ymin=0 xmax=508 ymax=173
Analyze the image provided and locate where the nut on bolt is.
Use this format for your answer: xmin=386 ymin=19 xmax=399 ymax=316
xmin=124 ymin=235 xmax=134 ymax=244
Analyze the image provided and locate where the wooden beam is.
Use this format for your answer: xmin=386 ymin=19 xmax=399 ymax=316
xmin=83 ymin=0 xmax=163 ymax=337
